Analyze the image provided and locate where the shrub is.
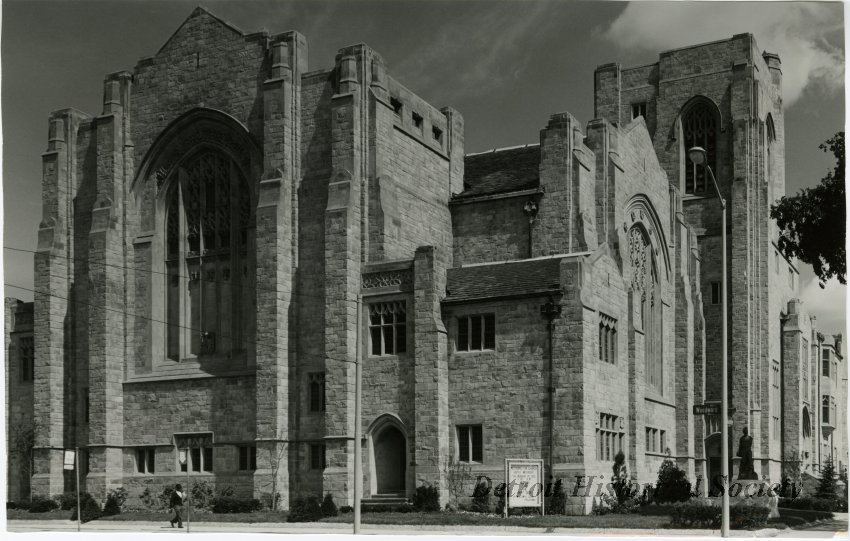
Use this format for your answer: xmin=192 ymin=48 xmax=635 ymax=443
xmin=29 ymin=496 xmax=59 ymax=513
xmin=360 ymin=502 xmax=413 ymax=513
xmin=191 ymin=480 xmax=215 ymax=512
xmin=56 ymin=492 xmax=78 ymax=510
xmin=211 ymin=497 xmax=262 ymax=514
xmin=472 ymin=478 xmax=491 ymax=513
xmin=320 ymin=493 xmax=338 ymax=517
xmin=731 ymin=501 xmax=770 ymax=529
xmin=218 ymin=486 xmax=235 ymax=498
xmin=70 ymin=493 xmax=101 ymax=523
xmin=158 ymin=487 xmax=174 ymax=511
xmin=545 ymin=478 xmax=566 ymax=515
xmin=287 ymin=496 xmax=323 ymax=522
xmin=138 ymin=487 xmax=156 ymax=510
xmin=780 ymin=496 xmax=843 ymax=512
xmin=654 ymin=459 xmax=692 ymax=504
xmin=612 ymin=451 xmax=632 ymax=505
xmin=669 ymin=501 xmax=720 ymax=528
xmin=7 ymin=501 xmax=31 ymax=510
xmin=816 ymin=457 xmax=838 ymax=500
xmin=339 ymin=505 xmax=354 ymax=514
xmin=259 ymin=492 xmax=280 ymax=510
xmin=669 ymin=500 xmax=770 ymax=529
xmin=103 ymin=487 xmax=128 ymax=516
xmin=412 ymin=485 xmax=440 ymax=512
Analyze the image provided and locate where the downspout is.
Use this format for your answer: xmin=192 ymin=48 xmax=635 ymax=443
xmin=816 ymin=332 xmax=824 ymax=471
xmin=779 ymin=312 xmax=788 ymax=474
xmin=523 ymin=200 xmax=538 ymax=259
xmin=540 ymin=296 xmax=562 ymax=485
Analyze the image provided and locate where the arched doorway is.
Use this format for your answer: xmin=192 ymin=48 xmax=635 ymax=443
xmin=374 ymin=426 xmax=406 ymax=494
xmin=368 ymin=414 xmax=409 ymax=496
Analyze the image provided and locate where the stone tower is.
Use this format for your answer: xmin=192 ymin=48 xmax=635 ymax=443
xmin=594 ymin=33 xmax=811 ymax=480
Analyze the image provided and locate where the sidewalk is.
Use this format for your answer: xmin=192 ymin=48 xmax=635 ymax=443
xmin=7 ymin=519 xmax=797 ymax=537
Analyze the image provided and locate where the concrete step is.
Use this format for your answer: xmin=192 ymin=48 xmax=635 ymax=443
xmin=360 ymin=495 xmax=410 ymax=511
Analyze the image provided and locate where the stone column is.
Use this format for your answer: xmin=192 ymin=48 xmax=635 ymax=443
xmin=413 ymin=246 xmax=449 ymax=504
xmin=533 ymin=113 xmax=596 ymax=257
xmin=86 ymin=75 xmax=129 ymax=500
xmin=322 ymin=51 xmax=363 ymax=506
xmin=32 ymin=113 xmax=73 ymax=497
xmin=729 ymin=59 xmax=755 ymax=438
xmin=673 ymin=204 xmax=697 ymax=479
xmin=254 ymin=32 xmax=304 ymax=509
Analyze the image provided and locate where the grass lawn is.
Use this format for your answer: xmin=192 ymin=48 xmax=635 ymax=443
xmin=8 ymin=509 xmax=792 ymax=530
xmin=7 ymin=509 xmax=290 ymax=523
xmin=320 ymin=511 xmax=672 ymax=529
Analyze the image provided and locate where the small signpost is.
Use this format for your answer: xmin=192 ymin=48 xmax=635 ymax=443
xmin=63 ymin=448 xmax=80 ymax=532
xmin=179 ymin=448 xmax=190 ymax=533
xmin=693 ymin=403 xmax=721 ymax=415
xmin=504 ymin=458 xmax=544 ymax=518
xmin=693 ymin=403 xmax=736 ymax=416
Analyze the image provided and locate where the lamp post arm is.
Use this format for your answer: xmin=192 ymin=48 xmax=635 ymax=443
xmin=705 ymin=165 xmax=726 ymax=210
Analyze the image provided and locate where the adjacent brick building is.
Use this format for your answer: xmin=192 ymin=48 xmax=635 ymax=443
xmin=6 ymin=8 xmax=846 ymax=512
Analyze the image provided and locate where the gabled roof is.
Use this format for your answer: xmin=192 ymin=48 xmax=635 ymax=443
xmin=156 ymin=6 xmax=246 ymax=57
xmin=444 ymin=256 xmax=563 ymax=303
xmin=456 ymin=145 xmax=540 ymax=199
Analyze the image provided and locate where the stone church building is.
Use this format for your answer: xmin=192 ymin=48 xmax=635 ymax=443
xmin=6 ymin=8 xmax=845 ymax=512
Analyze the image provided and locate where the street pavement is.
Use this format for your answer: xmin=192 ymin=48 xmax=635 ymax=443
xmin=6 ymin=514 xmax=847 ymax=537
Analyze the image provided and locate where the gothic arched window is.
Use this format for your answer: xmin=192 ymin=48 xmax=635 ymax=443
xmin=165 ymin=151 xmax=251 ymax=360
xmin=630 ymin=226 xmax=663 ymax=394
xmin=765 ymin=115 xmax=776 ymax=187
xmin=682 ymin=102 xmax=718 ymax=195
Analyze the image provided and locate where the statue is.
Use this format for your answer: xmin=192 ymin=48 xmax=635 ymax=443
xmin=736 ymin=427 xmax=758 ymax=480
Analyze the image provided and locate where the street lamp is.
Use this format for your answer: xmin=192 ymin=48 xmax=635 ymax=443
xmin=688 ymin=146 xmax=729 ymax=537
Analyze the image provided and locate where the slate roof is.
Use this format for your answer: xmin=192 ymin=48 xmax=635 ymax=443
xmin=457 ymin=145 xmax=540 ymax=198
xmin=444 ymin=257 xmax=563 ymax=303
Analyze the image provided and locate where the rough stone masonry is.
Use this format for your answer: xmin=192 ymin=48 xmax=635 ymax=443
xmin=5 ymin=7 xmax=845 ymax=515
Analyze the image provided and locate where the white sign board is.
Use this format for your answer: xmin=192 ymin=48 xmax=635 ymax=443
xmin=178 ymin=449 xmax=187 ymax=465
xmin=63 ymin=449 xmax=76 ymax=470
xmin=505 ymin=458 xmax=544 ymax=516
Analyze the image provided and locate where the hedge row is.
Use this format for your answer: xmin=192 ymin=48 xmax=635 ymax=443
xmin=669 ymin=500 xmax=770 ymax=529
xmin=779 ymin=496 xmax=847 ymax=512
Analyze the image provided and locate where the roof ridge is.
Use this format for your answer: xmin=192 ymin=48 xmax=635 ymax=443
xmin=458 ymin=252 xmax=591 ymax=268
xmin=465 ymin=143 xmax=540 ymax=158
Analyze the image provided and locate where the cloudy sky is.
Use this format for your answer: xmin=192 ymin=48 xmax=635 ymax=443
xmin=2 ymin=0 xmax=845 ymax=335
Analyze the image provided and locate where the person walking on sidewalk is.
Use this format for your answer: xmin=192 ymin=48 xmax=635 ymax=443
xmin=169 ymin=484 xmax=185 ymax=528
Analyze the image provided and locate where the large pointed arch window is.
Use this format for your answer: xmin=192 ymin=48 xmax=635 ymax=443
xmin=165 ymin=151 xmax=251 ymax=360
xmin=630 ymin=226 xmax=663 ymax=394
xmin=682 ymin=102 xmax=718 ymax=195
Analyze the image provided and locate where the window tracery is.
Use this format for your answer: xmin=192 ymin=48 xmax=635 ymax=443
xmin=165 ymin=150 xmax=251 ymax=360
xmin=682 ymin=102 xmax=718 ymax=195
xmin=630 ymin=225 xmax=663 ymax=394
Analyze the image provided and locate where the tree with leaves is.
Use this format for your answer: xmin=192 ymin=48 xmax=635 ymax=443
xmin=771 ymin=132 xmax=845 ymax=286
xmin=8 ymin=421 xmax=39 ymax=501
xmin=816 ymin=456 xmax=838 ymax=500
xmin=263 ymin=443 xmax=288 ymax=510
